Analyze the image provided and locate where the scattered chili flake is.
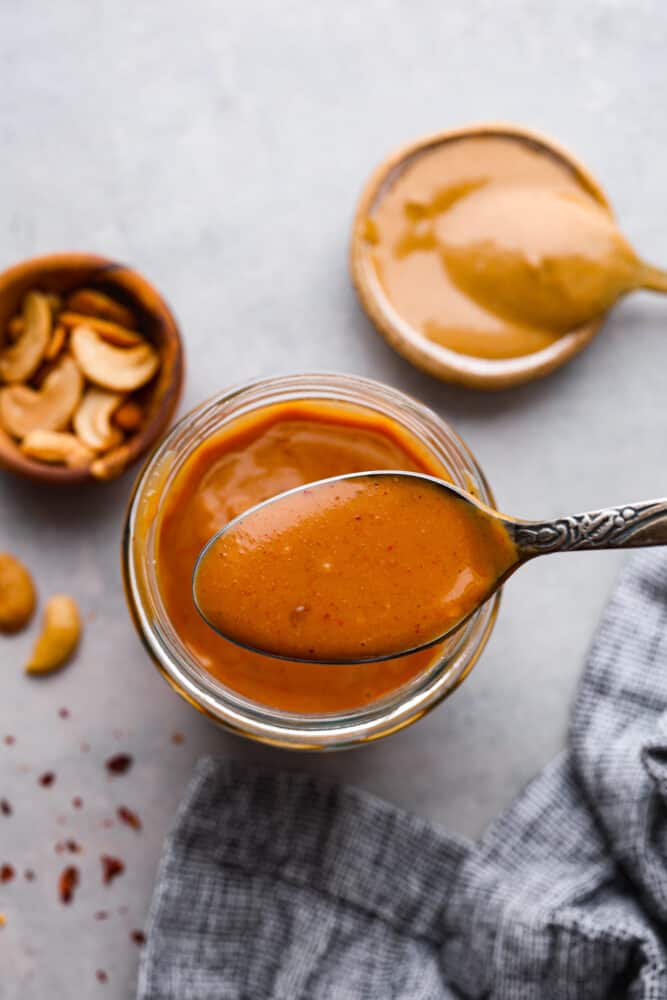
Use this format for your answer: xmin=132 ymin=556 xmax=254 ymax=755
xmin=0 ymin=914 xmax=5 ymax=928
xmin=58 ymin=708 xmax=70 ymax=719
xmin=96 ymin=970 xmax=108 ymax=983
xmin=102 ymin=818 xmax=114 ymax=829
xmin=59 ymin=866 xmax=79 ymax=904
xmin=4 ymin=736 xmax=15 ymax=746
xmin=94 ymin=910 xmax=109 ymax=921
xmin=131 ymin=930 xmax=146 ymax=946
xmin=117 ymin=806 xmax=141 ymax=831
xmin=39 ymin=772 xmax=55 ymax=787
xmin=0 ymin=799 xmax=11 ymax=816
xmin=65 ymin=840 xmax=81 ymax=854
xmin=1 ymin=864 xmax=15 ymax=883
xmin=55 ymin=842 xmax=65 ymax=854
xmin=105 ymin=754 xmax=132 ymax=776
xmin=24 ymin=869 xmax=35 ymax=882
xmin=101 ymin=855 xmax=124 ymax=885
xmin=171 ymin=731 xmax=185 ymax=745
xmin=72 ymin=797 xmax=83 ymax=810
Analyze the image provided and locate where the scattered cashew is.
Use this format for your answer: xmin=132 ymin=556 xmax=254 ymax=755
xmin=73 ymin=388 xmax=124 ymax=451
xmin=113 ymin=399 xmax=143 ymax=432
xmin=0 ymin=553 xmax=36 ymax=633
xmin=61 ymin=312 xmax=142 ymax=347
xmin=71 ymin=325 xmax=159 ymax=392
xmin=25 ymin=595 xmax=81 ymax=674
xmin=0 ymin=292 xmax=51 ymax=383
xmin=66 ymin=289 xmax=136 ymax=329
xmin=44 ymin=324 xmax=67 ymax=362
xmin=0 ymin=356 xmax=83 ymax=439
xmin=21 ymin=430 xmax=95 ymax=468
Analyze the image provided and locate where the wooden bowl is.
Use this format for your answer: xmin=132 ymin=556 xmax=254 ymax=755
xmin=350 ymin=123 xmax=612 ymax=391
xmin=0 ymin=253 xmax=184 ymax=485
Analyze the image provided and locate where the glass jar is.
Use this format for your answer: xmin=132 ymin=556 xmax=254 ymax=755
xmin=122 ymin=373 xmax=500 ymax=750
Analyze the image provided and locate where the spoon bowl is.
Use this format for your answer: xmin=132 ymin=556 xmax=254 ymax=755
xmin=193 ymin=471 xmax=667 ymax=665
xmin=193 ymin=472 xmax=514 ymax=664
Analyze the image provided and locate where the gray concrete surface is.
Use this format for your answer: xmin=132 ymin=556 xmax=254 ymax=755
xmin=1 ymin=1 xmax=667 ymax=996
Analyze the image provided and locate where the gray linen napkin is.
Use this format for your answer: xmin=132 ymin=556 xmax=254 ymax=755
xmin=138 ymin=552 xmax=667 ymax=999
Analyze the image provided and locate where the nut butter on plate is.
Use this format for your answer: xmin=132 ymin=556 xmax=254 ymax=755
xmin=350 ymin=123 xmax=630 ymax=390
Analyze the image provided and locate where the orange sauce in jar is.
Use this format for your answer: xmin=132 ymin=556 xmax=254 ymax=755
xmin=156 ymin=399 xmax=454 ymax=714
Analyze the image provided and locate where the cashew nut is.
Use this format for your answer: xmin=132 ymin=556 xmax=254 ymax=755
xmin=73 ymin=388 xmax=124 ymax=451
xmin=25 ymin=595 xmax=81 ymax=674
xmin=6 ymin=316 xmax=24 ymax=341
xmin=113 ymin=399 xmax=143 ymax=432
xmin=21 ymin=430 xmax=95 ymax=468
xmin=0 ymin=356 xmax=83 ymax=440
xmin=44 ymin=324 xmax=68 ymax=362
xmin=45 ymin=293 xmax=62 ymax=316
xmin=66 ymin=289 xmax=136 ymax=329
xmin=0 ymin=553 xmax=36 ymax=633
xmin=62 ymin=312 xmax=142 ymax=347
xmin=70 ymin=326 xmax=159 ymax=391
xmin=0 ymin=292 xmax=51 ymax=384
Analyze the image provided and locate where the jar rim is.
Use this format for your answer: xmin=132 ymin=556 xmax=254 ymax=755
xmin=122 ymin=372 xmax=500 ymax=750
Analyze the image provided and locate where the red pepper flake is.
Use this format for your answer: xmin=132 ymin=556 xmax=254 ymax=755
xmin=58 ymin=707 xmax=70 ymax=719
xmin=94 ymin=909 xmax=109 ymax=921
xmin=130 ymin=930 xmax=146 ymax=946
xmin=24 ymin=869 xmax=35 ymax=882
xmin=0 ymin=799 xmax=11 ymax=816
xmin=72 ymin=796 xmax=83 ymax=810
xmin=171 ymin=731 xmax=185 ymax=745
xmin=102 ymin=818 xmax=114 ymax=829
xmin=101 ymin=855 xmax=124 ymax=885
xmin=65 ymin=840 xmax=82 ymax=854
xmin=59 ymin=866 xmax=79 ymax=903
xmin=55 ymin=842 xmax=65 ymax=854
xmin=105 ymin=754 xmax=132 ymax=776
xmin=95 ymin=969 xmax=108 ymax=983
xmin=4 ymin=736 xmax=15 ymax=746
xmin=0 ymin=864 xmax=15 ymax=883
xmin=39 ymin=772 xmax=55 ymax=787
xmin=117 ymin=806 xmax=141 ymax=831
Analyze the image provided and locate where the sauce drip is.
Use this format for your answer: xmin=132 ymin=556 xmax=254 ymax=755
xmin=365 ymin=135 xmax=637 ymax=359
xmin=195 ymin=475 xmax=517 ymax=663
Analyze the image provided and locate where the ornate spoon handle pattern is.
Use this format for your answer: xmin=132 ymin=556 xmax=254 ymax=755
xmin=510 ymin=499 xmax=667 ymax=556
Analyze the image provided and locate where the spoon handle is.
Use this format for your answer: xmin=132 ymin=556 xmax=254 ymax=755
xmin=639 ymin=263 xmax=667 ymax=294
xmin=510 ymin=499 xmax=667 ymax=556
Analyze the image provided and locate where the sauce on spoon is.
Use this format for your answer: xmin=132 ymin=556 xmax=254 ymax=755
xmin=194 ymin=473 xmax=517 ymax=663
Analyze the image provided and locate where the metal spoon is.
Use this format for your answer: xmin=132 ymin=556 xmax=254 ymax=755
xmin=192 ymin=471 xmax=667 ymax=664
